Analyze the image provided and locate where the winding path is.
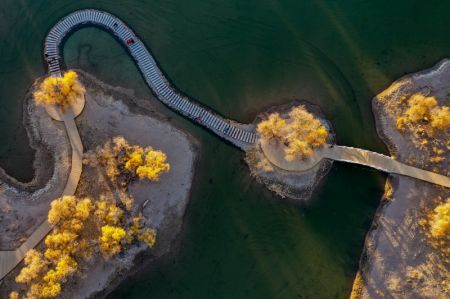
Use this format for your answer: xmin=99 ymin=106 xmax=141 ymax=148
xmin=1 ymin=8 xmax=449 ymax=283
xmin=45 ymin=9 xmax=257 ymax=150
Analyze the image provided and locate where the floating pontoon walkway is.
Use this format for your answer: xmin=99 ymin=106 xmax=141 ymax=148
xmin=44 ymin=9 xmax=257 ymax=149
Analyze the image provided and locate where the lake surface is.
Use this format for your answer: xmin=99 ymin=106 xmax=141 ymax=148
xmin=1 ymin=1 xmax=449 ymax=298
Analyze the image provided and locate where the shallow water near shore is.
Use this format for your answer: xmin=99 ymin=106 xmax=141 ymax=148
xmin=1 ymin=1 xmax=449 ymax=298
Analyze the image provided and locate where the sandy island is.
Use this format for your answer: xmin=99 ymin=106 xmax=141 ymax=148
xmin=352 ymin=59 xmax=449 ymax=298
xmin=0 ymin=71 xmax=198 ymax=298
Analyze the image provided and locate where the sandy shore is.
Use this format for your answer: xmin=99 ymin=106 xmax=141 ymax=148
xmin=0 ymin=83 xmax=71 ymax=250
xmin=352 ymin=59 xmax=449 ymax=298
xmin=0 ymin=71 xmax=198 ymax=298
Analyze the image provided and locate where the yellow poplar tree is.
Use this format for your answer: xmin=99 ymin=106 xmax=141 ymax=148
xmin=136 ymin=150 xmax=170 ymax=181
xmin=125 ymin=214 xmax=157 ymax=248
xmin=99 ymin=225 xmax=126 ymax=258
xmin=85 ymin=136 xmax=170 ymax=184
xmin=9 ymin=292 xmax=19 ymax=299
xmin=139 ymin=228 xmax=157 ymax=248
xmin=257 ymin=113 xmax=286 ymax=139
xmin=29 ymin=281 xmax=61 ymax=298
xmin=396 ymin=94 xmax=450 ymax=136
xmin=257 ymin=105 xmax=328 ymax=160
xmin=429 ymin=198 xmax=450 ymax=239
xmin=404 ymin=94 xmax=436 ymax=122
xmin=15 ymin=250 xmax=48 ymax=284
xmin=34 ymin=70 xmax=85 ymax=107
xmin=124 ymin=147 xmax=144 ymax=171
xmin=14 ymin=196 xmax=96 ymax=298
xmin=94 ymin=200 xmax=124 ymax=226
xmin=285 ymin=140 xmax=312 ymax=161
xmin=13 ymin=141 xmax=166 ymax=298
xmin=430 ymin=106 xmax=450 ymax=130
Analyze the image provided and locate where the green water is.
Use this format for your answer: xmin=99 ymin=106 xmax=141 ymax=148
xmin=1 ymin=0 xmax=449 ymax=298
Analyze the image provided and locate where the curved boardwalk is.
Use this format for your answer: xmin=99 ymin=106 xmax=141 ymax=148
xmin=45 ymin=9 xmax=257 ymax=150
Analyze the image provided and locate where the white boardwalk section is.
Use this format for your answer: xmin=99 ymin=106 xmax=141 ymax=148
xmin=260 ymin=141 xmax=450 ymax=188
xmin=44 ymin=9 xmax=257 ymax=150
xmin=328 ymin=146 xmax=450 ymax=188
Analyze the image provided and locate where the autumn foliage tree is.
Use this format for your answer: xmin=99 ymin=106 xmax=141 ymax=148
xmin=12 ymin=196 xmax=95 ymax=298
xmin=257 ymin=113 xmax=286 ymax=139
xmin=99 ymin=225 xmax=126 ymax=258
xmin=139 ymin=227 xmax=157 ymax=248
xmin=420 ymin=197 xmax=450 ymax=257
xmin=84 ymin=136 xmax=170 ymax=184
xmin=12 ymin=194 xmax=159 ymax=298
xmin=126 ymin=214 xmax=157 ymax=247
xmin=9 ymin=292 xmax=19 ymax=299
xmin=257 ymin=105 xmax=328 ymax=160
xmin=15 ymin=250 xmax=48 ymax=285
xmin=428 ymin=198 xmax=450 ymax=239
xmin=34 ymin=70 xmax=85 ymax=107
xmin=12 ymin=137 xmax=168 ymax=298
xmin=396 ymin=94 xmax=450 ymax=136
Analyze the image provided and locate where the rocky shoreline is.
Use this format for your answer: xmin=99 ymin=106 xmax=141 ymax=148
xmin=352 ymin=59 xmax=450 ymax=298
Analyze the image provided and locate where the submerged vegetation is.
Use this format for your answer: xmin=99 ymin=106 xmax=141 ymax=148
xmin=11 ymin=137 xmax=168 ymax=299
xmin=33 ymin=70 xmax=85 ymax=107
xmin=257 ymin=105 xmax=328 ymax=160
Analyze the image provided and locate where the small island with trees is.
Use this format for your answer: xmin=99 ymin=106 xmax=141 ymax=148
xmin=246 ymin=102 xmax=334 ymax=200
xmin=0 ymin=8 xmax=449 ymax=299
